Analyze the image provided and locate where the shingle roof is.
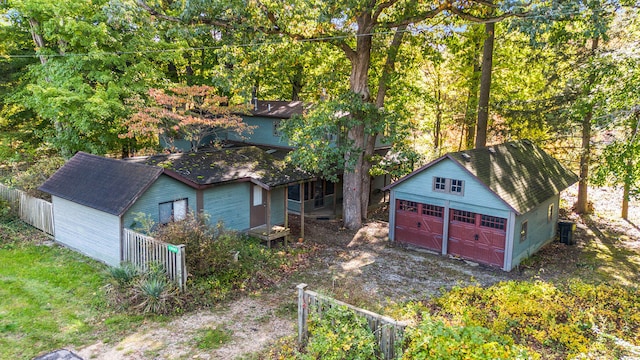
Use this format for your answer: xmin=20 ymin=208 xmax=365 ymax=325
xmin=249 ymin=100 xmax=305 ymax=119
xmin=387 ymin=141 xmax=578 ymax=215
xmin=39 ymin=152 xmax=163 ymax=216
xmin=128 ymin=146 xmax=312 ymax=189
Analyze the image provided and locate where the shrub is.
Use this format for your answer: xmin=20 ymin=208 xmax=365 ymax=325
xmin=9 ymin=156 xmax=65 ymax=200
xmin=303 ymin=305 xmax=378 ymax=360
xmin=402 ymin=314 xmax=533 ymax=360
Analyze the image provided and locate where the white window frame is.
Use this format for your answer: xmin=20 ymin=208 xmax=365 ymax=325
xmin=273 ymin=120 xmax=281 ymax=137
xmin=432 ymin=177 xmax=464 ymax=196
xmin=433 ymin=177 xmax=447 ymax=192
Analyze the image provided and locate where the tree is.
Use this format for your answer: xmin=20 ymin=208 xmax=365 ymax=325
xmin=122 ymin=85 xmax=253 ymax=152
xmin=1 ymin=0 xmax=178 ymax=157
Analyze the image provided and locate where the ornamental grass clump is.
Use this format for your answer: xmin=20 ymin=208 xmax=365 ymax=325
xmin=106 ymin=262 xmax=180 ymax=315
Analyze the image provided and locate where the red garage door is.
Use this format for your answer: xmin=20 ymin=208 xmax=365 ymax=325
xmin=395 ymin=200 xmax=444 ymax=252
xmin=447 ymin=209 xmax=506 ymax=267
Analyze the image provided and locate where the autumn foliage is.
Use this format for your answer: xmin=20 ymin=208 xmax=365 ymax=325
xmin=122 ymin=85 xmax=253 ymax=152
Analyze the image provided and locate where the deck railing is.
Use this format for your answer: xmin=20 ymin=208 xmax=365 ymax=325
xmin=122 ymin=228 xmax=187 ymax=290
xmin=297 ymin=283 xmax=407 ymax=360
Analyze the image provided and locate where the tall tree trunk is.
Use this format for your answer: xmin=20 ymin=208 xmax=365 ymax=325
xmin=357 ymin=26 xmax=407 ymax=220
xmin=622 ymin=115 xmax=639 ymax=219
xmin=464 ymin=63 xmax=481 ymax=148
xmin=575 ymin=37 xmax=599 ymax=214
xmin=341 ymin=14 xmax=373 ymax=230
xmin=28 ymin=18 xmax=48 ymax=65
xmin=434 ymin=86 xmax=442 ymax=153
xmin=475 ymin=22 xmax=495 ymax=149
xmin=291 ymin=64 xmax=304 ymax=101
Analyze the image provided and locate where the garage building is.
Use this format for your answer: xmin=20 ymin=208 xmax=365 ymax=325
xmin=384 ymin=140 xmax=578 ymax=271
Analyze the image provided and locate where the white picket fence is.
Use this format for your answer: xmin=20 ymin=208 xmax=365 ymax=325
xmin=122 ymin=228 xmax=187 ymax=290
xmin=297 ymin=283 xmax=408 ymax=359
xmin=0 ymin=183 xmax=54 ymax=236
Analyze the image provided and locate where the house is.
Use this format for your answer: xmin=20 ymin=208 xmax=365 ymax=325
xmin=192 ymin=99 xmax=390 ymax=218
xmin=39 ymin=147 xmax=311 ymax=266
xmin=383 ymin=140 xmax=578 ymax=271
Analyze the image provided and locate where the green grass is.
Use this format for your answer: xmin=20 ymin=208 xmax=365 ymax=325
xmin=0 ymin=220 xmax=148 ymax=359
xmin=194 ymin=325 xmax=233 ymax=350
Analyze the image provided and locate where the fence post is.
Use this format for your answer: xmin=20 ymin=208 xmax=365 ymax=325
xmin=297 ymin=283 xmax=308 ymax=345
xmin=177 ymin=244 xmax=186 ymax=291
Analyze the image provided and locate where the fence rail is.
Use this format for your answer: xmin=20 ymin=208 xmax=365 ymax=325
xmin=297 ymin=283 xmax=407 ymax=360
xmin=122 ymin=228 xmax=187 ymax=290
xmin=0 ymin=183 xmax=54 ymax=235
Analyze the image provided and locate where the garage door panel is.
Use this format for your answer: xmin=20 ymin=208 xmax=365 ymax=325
xmin=395 ymin=200 xmax=443 ymax=252
xmin=448 ymin=209 xmax=506 ymax=268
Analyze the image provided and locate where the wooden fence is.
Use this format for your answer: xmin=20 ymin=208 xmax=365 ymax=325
xmin=297 ymin=283 xmax=407 ymax=360
xmin=122 ymin=228 xmax=187 ymax=290
xmin=0 ymin=183 xmax=54 ymax=236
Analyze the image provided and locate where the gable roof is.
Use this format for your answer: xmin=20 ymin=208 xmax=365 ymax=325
xmin=39 ymin=152 xmax=163 ymax=216
xmin=386 ymin=141 xmax=578 ymax=215
xmin=127 ymin=146 xmax=313 ymax=189
xmin=249 ymin=100 xmax=305 ymax=119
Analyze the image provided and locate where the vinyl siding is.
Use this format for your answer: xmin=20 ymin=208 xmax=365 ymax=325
xmin=510 ymin=195 xmax=559 ymax=268
xmin=202 ymin=182 xmax=251 ymax=230
xmin=123 ymin=175 xmax=196 ymax=229
xmin=52 ymin=196 xmax=121 ymax=266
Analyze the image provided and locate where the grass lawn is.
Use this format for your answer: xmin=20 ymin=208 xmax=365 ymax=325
xmin=0 ymin=220 xmax=148 ymax=359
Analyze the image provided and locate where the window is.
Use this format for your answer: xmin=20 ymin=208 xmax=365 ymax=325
xmin=432 ymin=177 xmax=464 ymax=196
xmin=325 ymin=181 xmax=335 ymax=195
xmin=481 ymin=215 xmax=506 ymax=230
xmin=159 ymin=198 xmax=188 ymax=224
xmin=398 ymin=200 xmax=418 ymax=213
xmin=452 ymin=210 xmax=475 ymax=224
xmin=253 ymin=185 xmax=263 ymax=206
xmin=288 ymin=184 xmax=300 ymax=201
xmin=273 ymin=120 xmax=281 ymax=137
xmin=548 ymin=204 xmax=554 ymax=223
xmin=450 ymin=179 xmax=464 ymax=194
xmin=422 ymin=204 xmax=444 ymax=218
xmin=520 ymin=221 xmax=528 ymax=243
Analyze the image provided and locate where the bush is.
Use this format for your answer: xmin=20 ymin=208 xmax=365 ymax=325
xmin=303 ymin=305 xmax=378 ymax=360
xmin=426 ymin=280 xmax=640 ymax=358
xmin=402 ymin=314 xmax=533 ymax=360
xmin=9 ymin=155 xmax=65 ymax=200
xmin=155 ymin=212 xmax=306 ymax=303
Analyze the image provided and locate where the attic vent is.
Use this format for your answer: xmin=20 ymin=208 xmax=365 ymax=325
xmin=461 ymin=152 xmax=471 ymax=161
xmin=488 ymin=147 xmax=496 ymax=154
xmin=266 ymin=149 xmax=277 ymax=154
xmin=268 ymin=103 xmax=272 ymax=111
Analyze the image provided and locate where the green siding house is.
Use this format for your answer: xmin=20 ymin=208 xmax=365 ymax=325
xmin=384 ymin=140 xmax=578 ymax=271
xmin=40 ymin=148 xmax=310 ymax=266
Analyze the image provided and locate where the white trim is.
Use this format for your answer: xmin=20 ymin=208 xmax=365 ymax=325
xmin=442 ymin=200 xmax=450 ymax=255
xmin=388 ymin=191 xmax=396 ymax=241
xmin=504 ymin=212 xmax=516 ymax=271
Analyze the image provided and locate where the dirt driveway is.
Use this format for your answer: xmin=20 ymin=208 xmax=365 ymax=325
xmin=74 ymin=186 xmax=640 ymax=359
